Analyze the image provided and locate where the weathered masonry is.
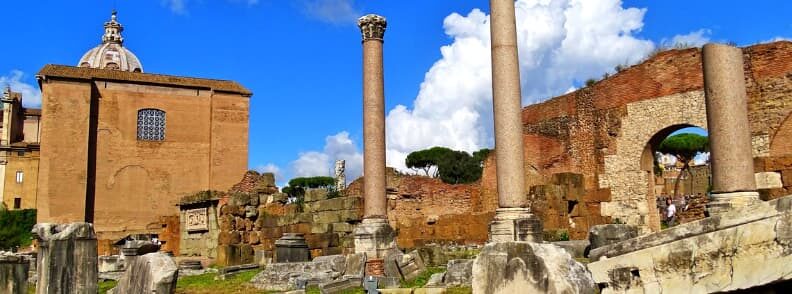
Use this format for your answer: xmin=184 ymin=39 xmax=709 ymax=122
xmin=480 ymin=41 xmax=792 ymax=235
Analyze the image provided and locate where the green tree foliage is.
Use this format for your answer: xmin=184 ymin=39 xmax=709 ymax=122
xmin=0 ymin=208 xmax=36 ymax=250
xmin=657 ymin=133 xmax=709 ymax=197
xmin=406 ymin=147 xmax=492 ymax=184
xmin=437 ymin=150 xmax=483 ymax=184
xmin=472 ymin=148 xmax=492 ymax=164
xmin=405 ymin=147 xmax=453 ymax=176
xmin=282 ymin=186 xmax=305 ymax=199
xmin=287 ymin=176 xmax=335 ymax=189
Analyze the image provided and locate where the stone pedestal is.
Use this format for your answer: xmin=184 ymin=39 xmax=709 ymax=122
xmin=0 ymin=252 xmax=29 ymax=294
xmin=353 ymin=218 xmax=397 ymax=259
xmin=274 ymin=233 xmax=311 ymax=263
xmin=702 ymin=43 xmax=760 ymax=215
xmin=32 ymin=222 xmax=98 ymax=294
xmin=489 ymin=208 xmax=542 ymax=243
xmin=707 ymin=191 xmax=761 ymax=216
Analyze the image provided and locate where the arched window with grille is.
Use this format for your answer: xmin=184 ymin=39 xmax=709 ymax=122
xmin=137 ymin=109 xmax=166 ymax=141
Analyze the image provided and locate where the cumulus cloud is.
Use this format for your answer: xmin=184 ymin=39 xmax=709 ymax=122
xmin=0 ymin=70 xmax=41 ymax=108
xmin=662 ymin=29 xmax=711 ymax=48
xmin=384 ymin=0 xmax=655 ymax=170
xmin=299 ymin=0 xmax=360 ymax=25
xmin=291 ymin=132 xmax=363 ymax=183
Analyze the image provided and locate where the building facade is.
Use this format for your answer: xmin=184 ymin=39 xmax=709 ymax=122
xmin=0 ymin=87 xmax=41 ymax=210
xmin=35 ymin=12 xmax=251 ymax=250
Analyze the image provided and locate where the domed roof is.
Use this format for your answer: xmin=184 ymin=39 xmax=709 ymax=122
xmin=78 ymin=11 xmax=143 ymax=73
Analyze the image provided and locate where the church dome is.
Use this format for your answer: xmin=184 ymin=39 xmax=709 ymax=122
xmin=78 ymin=11 xmax=143 ymax=73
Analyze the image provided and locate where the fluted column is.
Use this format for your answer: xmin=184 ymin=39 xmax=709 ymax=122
xmin=487 ymin=0 xmax=541 ymax=242
xmin=702 ymin=43 xmax=760 ymax=215
xmin=354 ymin=14 xmax=397 ymax=259
xmin=359 ymin=14 xmax=388 ymax=219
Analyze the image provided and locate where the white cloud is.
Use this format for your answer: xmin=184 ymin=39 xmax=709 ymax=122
xmin=300 ymin=0 xmax=360 ymax=25
xmin=693 ymin=152 xmax=710 ymax=166
xmin=384 ymin=0 xmax=655 ymax=171
xmin=662 ymin=29 xmax=711 ymax=48
xmin=162 ymin=0 xmax=188 ymax=14
xmin=764 ymin=36 xmax=791 ymax=43
xmin=291 ymin=132 xmax=363 ymax=183
xmin=255 ymin=163 xmax=282 ymax=183
xmin=162 ymin=0 xmax=259 ymax=14
xmin=0 ymin=70 xmax=41 ymax=108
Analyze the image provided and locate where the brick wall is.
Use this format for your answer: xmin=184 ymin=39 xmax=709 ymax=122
xmin=500 ymin=41 xmax=792 ymax=235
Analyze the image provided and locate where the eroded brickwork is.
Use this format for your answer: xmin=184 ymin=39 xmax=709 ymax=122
xmin=501 ymin=41 xmax=792 ymax=235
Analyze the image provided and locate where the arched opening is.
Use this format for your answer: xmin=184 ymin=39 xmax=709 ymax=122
xmin=641 ymin=125 xmax=710 ymax=231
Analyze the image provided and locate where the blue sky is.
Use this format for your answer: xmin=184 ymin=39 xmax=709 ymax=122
xmin=1 ymin=0 xmax=789 ymax=185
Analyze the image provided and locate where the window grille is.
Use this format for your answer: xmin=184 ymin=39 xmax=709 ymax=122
xmin=137 ymin=109 xmax=166 ymax=141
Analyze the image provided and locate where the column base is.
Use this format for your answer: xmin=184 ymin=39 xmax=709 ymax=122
xmin=488 ymin=208 xmax=543 ymax=243
xmin=353 ymin=218 xmax=398 ymax=259
xmin=707 ymin=191 xmax=760 ymax=216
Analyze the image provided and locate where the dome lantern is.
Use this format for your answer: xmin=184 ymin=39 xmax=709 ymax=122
xmin=78 ymin=11 xmax=143 ymax=73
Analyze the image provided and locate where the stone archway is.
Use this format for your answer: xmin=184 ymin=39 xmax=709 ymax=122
xmin=599 ymin=90 xmax=708 ymax=234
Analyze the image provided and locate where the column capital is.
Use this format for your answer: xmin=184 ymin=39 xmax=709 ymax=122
xmin=358 ymin=14 xmax=387 ymax=42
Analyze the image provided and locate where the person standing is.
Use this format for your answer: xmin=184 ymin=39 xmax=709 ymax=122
xmin=666 ymin=198 xmax=677 ymax=226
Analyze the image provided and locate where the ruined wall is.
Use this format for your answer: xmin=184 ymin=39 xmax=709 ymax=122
xmin=348 ymin=168 xmax=494 ymax=249
xmin=216 ymin=188 xmax=361 ymax=266
xmin=498 ymin=41 xmax=792 ymax=235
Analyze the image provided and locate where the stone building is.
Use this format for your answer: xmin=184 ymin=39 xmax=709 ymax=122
xmin=34 ymin=12 xmax=251 ymax=252
xmin=0 ymin=87 xmax=41 ymax=210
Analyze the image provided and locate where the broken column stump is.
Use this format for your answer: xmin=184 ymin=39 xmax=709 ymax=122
xmin=0 ymin=251 xmax=30 ymax=294
xmin=32 ymin=222 xmax=98 ymax=294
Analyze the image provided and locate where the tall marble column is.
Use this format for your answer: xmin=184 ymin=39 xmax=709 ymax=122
xmin=702 ymin=43 xmax=760 ymax=215
xmin=353 ymin=14 xmax=397 ymax=259
xmin=487 ymin=0 xmax=541 ymax=242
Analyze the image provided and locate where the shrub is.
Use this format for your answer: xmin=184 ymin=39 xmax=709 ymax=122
xmin=0 ymin=208 xmax=37 ymax=250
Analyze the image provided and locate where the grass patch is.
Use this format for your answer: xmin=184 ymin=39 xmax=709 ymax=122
xmin=400 ymin=267 xmax=446 ymax=289
xmin=446 ymin=287 xmax=473 ymax=294
xmin=176 ymin=269 xmax=264 ymax=294
xmin=99 ymin=280 xmax=118 ymax=294
xmin=574 ymin=257 xmax=590 ymax=264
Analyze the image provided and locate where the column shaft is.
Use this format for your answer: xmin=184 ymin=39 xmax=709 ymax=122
xmin=702 ymin=44 xmax=757 ymax=193
xmin=361 ymin=25 xmax=387 ymax=219
xmin=490 ymin=0 xmax=527 ymax=208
